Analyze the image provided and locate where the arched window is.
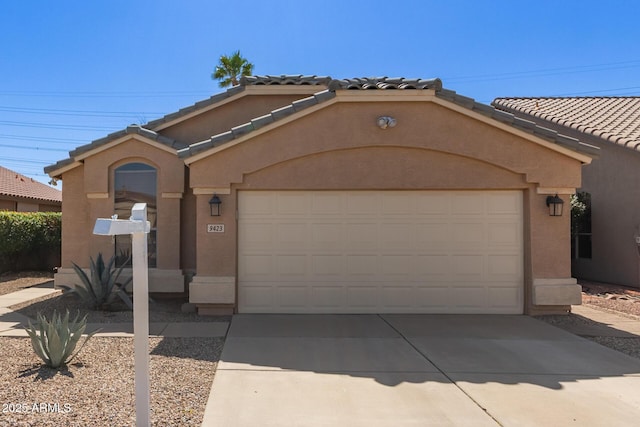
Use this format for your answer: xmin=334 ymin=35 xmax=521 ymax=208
xmin=114 ymin=162 xmax=157 ymax=267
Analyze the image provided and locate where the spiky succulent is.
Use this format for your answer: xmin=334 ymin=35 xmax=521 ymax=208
xmin=60 ymin=252 xmax=132 ymax=310
xmin=25 ymin=310 xmax=98 ymax=369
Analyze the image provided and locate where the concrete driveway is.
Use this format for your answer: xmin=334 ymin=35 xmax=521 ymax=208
xmin=202 ymin=315 xmax=640 ymax=426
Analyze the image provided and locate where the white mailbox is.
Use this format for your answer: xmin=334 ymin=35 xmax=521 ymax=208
xmin=93 ymin=203 xmax=151 ymax=427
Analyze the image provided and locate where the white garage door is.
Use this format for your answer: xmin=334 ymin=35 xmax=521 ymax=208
xmin=238 ymin=191 xmax=523 ymax=314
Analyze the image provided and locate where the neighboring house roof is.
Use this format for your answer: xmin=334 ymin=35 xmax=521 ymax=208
xmin=492 ymin=97 xmax=640 ymax=150
xmin=178 ymin=77 xmax=599 ymax=160
xmin=0 ymin=165 xmax=61 ymax=203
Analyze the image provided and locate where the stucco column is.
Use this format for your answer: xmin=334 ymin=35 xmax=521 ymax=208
xmin=528 ymin=191 xmax=581 ymax=313
xmin=189 ymin=191 xmax=237 ymax=313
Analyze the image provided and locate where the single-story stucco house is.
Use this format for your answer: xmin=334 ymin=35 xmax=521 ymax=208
xmin=492 ymin=97 xmax=640 ymax=289
xmin=45 ymin=75 xmax=598 ymax=315
xmin=0 ymin=165 xmax=61 ymax=212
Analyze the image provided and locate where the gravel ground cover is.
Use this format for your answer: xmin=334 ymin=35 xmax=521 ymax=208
xmin=536 ymin=279 xmax=640 ymax=360
xmin=0 ymin=336 xmax=223 ymax=426
xmin=1 ymin=273 xmax=640 ymax=425
xmin=1 ymin=273 xmax=226 ymax=426
xmin=0 ymin=272 xmax=53 ymax=296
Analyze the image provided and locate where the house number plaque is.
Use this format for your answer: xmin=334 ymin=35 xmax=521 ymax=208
xmin=207 ymin=224 xmax=225 ymax=233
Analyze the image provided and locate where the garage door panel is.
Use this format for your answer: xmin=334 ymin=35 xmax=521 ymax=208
xmin=276 ymin=192 xmax=309 ymax=215
xmin=382 ymin=286 xmax=415 ymax=308
xmin=238 ymin=191 xmax=523 ymax=314
xmin=311 ymin=193 xmax=345 ymax=214
xmin=380 ymin=224 xmax=415 ymax=250
xmin=451 ymin=285 xmax=488 ymax=308
xmin=277 ymin=286 xmax=308 ymax=308
xmin=488 ymin=222 xmax=521 ymax=246
xmin=347 ymin=193 xmax=378 ymax=215
xmin=240 ymin=255 xmax=273 ymax=279
xmin=487 ymin=254 xmax=522 ymax=279
xmin=487 ymin=192 xmax=521 ymax=214
xmin=381 ymin=255 xmax=413 ymax=277
xmin=242 ymin=223 xmax=273 ymax=250
xmin=488 ymin=286 xmax=522 ymax=308
xmin=416 ymin=193 xmax=450 ymax=215
xmin=452 ymin=222 xmax=485 ymax=245
xmin=415 ymin=224 xmax=450 ymax=248
xmin=311 ymin=255 xmax=344 ymax=277
xmin=312 ymin=286 xmax=345 ymax=308
xmin=276 ymin=255 xmax=307 ymax=278
xmin=346 ymin=223 xmax=379 ymax=250
xmin=346 ymin=255 xmax=379 ymax=276
xmin=347 ymin=287 xmax=379 ymax=308
xmin=452 ymin=194 xmax=485 ymax=215
xmin=415 ymin=255 xmax=451 ymax=277
xmin=311 ymin=223 xmax=344 ymax=250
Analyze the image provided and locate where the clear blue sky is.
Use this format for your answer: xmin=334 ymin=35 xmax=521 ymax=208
xmin=2 ymin=0 xmax=639 ymax=184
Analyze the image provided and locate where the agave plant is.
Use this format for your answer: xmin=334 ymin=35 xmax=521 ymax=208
xmin=60 ymin=253 xmax=133 ymax=310
xmin=25 ymin=310 xmax=99 ymax=369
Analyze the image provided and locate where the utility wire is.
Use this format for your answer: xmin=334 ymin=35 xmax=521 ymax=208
xmin=0 ymin=120 xmax=118 ymax=131
xmin=0 ymin=105 xmax=165 ymax=118
xmin=0 ymin=143 xmax=68 ymax=152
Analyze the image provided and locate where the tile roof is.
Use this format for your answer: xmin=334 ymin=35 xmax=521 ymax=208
xmin=492 ymin=97 xmax=640 ymax=150
xmin=178 ymin=90 xmax=336 ymax=158
xmin=328 ymin=77 xmax=442 ymax=90
xmin=46 ymin=76 xmax=600 ymax=175
xmin=0 ymin=165 xmax=61 ymax=203
xmin=145 ymin=75 xmax=330 ymax=129
xmin=44 ymin=125 xmax=181 ymax=175
xmin=240 ymin=74 xmax=331 ymax=86
xmin=178 ymin=77 xmax=598 ymax=159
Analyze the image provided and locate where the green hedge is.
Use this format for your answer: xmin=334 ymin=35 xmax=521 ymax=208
xmin=0 ymin=211 xmax=61 ymax=273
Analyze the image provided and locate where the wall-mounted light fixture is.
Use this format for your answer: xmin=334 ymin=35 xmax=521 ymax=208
xmin=546 ymin=194 xmax=564 ymax=216
xmin=377 ymin=116 xmax=397 ymax=129
xmin=209 ymin=194 xmax=222 ymax=216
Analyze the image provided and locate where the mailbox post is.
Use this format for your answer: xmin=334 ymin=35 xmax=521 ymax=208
xmin=93 ymin=203 xmax=151 ymax=427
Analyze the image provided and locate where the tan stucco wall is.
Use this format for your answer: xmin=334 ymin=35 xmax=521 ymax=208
xmin=60 ymin=166 xmax=90 ymax=267
xmin=189 ymin=102 xmax=583 ymax=190
xmin=188 ymin=100 xmax=585 ymax=313
xmin=160 ymin=93 xmax=322 ymax=145
xmin=574 ymin=142 xmax=640 ymax=287
xmin=59 ymin=138 xmax=186 ymax=284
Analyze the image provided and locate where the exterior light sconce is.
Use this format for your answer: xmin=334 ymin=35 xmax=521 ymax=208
xmin=209 ymin=194 xmax=222 ymax=216
xmin=377 ymin=116 xmax=397 ymax=129
xmin=546 ymin=194 xmax=564 ymax=216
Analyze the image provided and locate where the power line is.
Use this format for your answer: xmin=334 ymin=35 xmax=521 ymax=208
xmin=0 ymin=156 xmax=51 ymax=165
xmin=0 ymin=90 xmax=212 ymax=99
xmin=444 ymin=59 xmax=640 ymax=84
xmin=0 ymin=105 xmax=165 ymax=118
xmin=0 ymin=143 xmax=68 ymax=152
xmin=0 ymin=134 xmax=86 ymax=144
xmin=0 ymin=120 xmax=118 ymax=131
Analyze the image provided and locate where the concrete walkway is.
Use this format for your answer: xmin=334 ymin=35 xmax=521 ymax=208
xmin=203 ymin=312 xmax=640 ymax=427
xmin=0 ymin=285 xmax=228 ymax=338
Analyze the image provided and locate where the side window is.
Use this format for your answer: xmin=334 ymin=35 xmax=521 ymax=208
xmin=571 ymin=192 xmax=591 ymax=259
xmin=114 ymin=163 xmax=157 ymax=267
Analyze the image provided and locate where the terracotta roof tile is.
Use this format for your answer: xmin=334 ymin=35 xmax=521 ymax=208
xmin=492 ymin=97 xmax=640 ymax=151
xmin=0 ymin=165 xmax=61 ymax=203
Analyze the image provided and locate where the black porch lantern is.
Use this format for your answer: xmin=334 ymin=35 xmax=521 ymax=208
xmin=209 ymin=194 xmax=222 ymax=216
xmin=546 ymin=194 xmax=564 ymax=217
